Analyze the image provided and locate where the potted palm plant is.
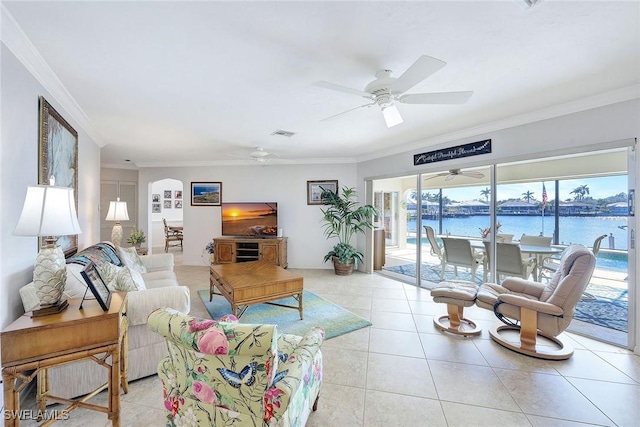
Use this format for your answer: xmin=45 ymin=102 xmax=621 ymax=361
xmin=320 ymin=186 xmax=378 ymax=275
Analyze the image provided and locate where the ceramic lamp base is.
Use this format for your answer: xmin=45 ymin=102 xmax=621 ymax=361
xmin=111 ymin=223 xmax=123 ymax=246
xmin=33 ymin=244 xmax=67 ymax=306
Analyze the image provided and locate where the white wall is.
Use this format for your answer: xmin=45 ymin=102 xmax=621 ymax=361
xmin=138 ymin=164 xmax=357 ymax=268
xmin=0 ymin=45 xmax=101 ymax=337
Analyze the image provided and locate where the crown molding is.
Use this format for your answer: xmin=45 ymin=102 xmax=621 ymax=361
xmin=132 ymin=157 xmax=357 ymax=168
xmin=1 ymin=5 xmax=105 ymax=147
xmin=358 ymin=84 xmax=640 ymax=163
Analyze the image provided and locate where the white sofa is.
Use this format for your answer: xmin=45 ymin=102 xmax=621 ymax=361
xmin=19 ymin=242 xmax=191 ymax=399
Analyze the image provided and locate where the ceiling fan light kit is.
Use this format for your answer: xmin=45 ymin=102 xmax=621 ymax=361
xmin=314 ymin=54 xmax=473 ymax=127
xmin=382 ymin=105 xmax=403 ymax=127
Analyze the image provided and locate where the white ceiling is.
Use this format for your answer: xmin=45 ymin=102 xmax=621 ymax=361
xmin=3 ymin=1 xmax=639 ymax=168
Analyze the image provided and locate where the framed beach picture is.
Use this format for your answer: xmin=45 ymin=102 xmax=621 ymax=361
xmin=80 ymin=262 xmax=112 ymax=311
xmin=38 ymin=96 xmax=79 ymax=257
xmin=191 ymin=182 xmax=222 ymax=206
xmin=307 ymin=180 xmax=338 ymax=205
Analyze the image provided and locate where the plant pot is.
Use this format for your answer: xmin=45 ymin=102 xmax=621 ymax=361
xmin=332 ymin=257 xmax=354 ymax=276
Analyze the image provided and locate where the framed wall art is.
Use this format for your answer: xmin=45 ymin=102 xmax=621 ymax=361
xmin=152 ymin=194 xmax=160 ymax=202
xmin=191 ymin=182 xmax=222 ymax=206
xmin=152 ymin=203 xmax=161 ymax=213
xmin=175 ymin=190 xmax=182 ymax=199
xmin=164 ymin=190 xmax=172 ymax=199
xmin=164 ymin=200 xmax=172 ymax=209
xmin=175 ymin=200 xmax=182 ymax=209
xmin=307 ymin=180 xmax=338 ymax=205
xmin=38 ymin=96 xmax=79 ymax=256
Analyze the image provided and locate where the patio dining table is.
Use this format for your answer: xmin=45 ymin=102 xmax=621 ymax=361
xmin=465 ymin=239 xmax=562 ymax=281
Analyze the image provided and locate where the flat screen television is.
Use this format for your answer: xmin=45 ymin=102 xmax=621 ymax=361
xmin=221 ymin=202 xmax=278 ymax=237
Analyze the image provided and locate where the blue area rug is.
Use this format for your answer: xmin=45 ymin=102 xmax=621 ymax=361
xmin=383 ymin=263 xmax=628 ymax=332
xmin=198 ymin=289 xmax=371 ymax=340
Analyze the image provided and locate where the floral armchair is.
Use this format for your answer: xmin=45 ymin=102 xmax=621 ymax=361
xmin=147 ymin=308 xmax=324 ymax=426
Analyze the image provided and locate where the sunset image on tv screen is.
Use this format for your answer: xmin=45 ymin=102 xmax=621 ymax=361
xmin=221 ymin=203 xmax=277 ymax=236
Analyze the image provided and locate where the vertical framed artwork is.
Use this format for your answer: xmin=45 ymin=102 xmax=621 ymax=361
xmin=38 ymin=96 xmax=78 ymax=256
xmin=191 ymin=182 xmax=222 ymax=206
xmin=307 ymin=180 xmax=338 ymax=205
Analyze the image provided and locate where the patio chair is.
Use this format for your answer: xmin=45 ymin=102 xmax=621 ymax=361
xmin=483 ymin=242 xmax=537 ymax=283
xmin=163 ymin=218 xmax=183 ymax=252
xmin=540 ymin=234 xmax=607 ymax=281
xmin=424 ymin=226 xmax=445 ymax=272
xmin=476 ymin=244 xmax=596 ymax=360
xmin=519 ymin=234 xmax=552 ymax=247
xmin=441 ymin=237 xmax=484 ymax=281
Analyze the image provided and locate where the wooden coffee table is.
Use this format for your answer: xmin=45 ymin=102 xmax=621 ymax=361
xmin=209 ymin=261 xmax=304 ymax=319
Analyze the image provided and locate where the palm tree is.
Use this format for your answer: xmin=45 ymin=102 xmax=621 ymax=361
xmin=570 ymin=185 xmax=590 ymax=201
xmin=522 ymin=190 xmax=535 ymax=203
xmin=480 ymin=187 xmax=490 ymax=202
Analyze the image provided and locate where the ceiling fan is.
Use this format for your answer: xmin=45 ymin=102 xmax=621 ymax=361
xmin=228 ymin=147 xmax=294 ymax=164
xmin=425 ymin=169 xmax=485 ymax=181
xmin=313 ymin=55 xmax=473 ymax=128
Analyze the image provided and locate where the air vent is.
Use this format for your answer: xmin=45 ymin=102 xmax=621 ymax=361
xmin=271 ymin=129 xmax=296 ymax=137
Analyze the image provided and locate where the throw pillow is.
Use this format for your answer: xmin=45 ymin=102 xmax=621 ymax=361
xmin=117 ymin=246 xmax=148 ymax=275
xmin=98 ymin=263 xmax=146 ymax=292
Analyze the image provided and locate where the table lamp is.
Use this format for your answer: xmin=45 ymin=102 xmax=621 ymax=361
xmin=13 ymin=179 xmax=82 ymax=314
xmin=105 ymin=197 xmax=129 ymax=246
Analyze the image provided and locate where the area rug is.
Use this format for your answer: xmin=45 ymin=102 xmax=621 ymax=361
xmin=383 ymin=263 xmax=628 ymax=332
xmin=197 ymin=289 xmax=371 ymax=340
xmin=382 ymin=263 xmax=484 ymax=287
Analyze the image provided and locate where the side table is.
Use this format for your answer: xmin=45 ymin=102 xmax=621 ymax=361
xmin=1 ymin=293 xmax=128 ymax=426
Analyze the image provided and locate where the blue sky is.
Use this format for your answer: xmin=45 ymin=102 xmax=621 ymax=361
xmin=440 ymin=175 xmax=628 ymax=202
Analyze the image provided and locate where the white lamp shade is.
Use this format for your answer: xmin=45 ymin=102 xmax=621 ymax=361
xmin=382 ymin=104 xmax=403 ymax=128
xmin=105 ymin=198 xmax=130 ymax=222
xmin=14 ymin=185 xmax=82 ymax=237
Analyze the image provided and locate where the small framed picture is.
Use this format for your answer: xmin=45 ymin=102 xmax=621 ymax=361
xmin=191 ymin=182 xmax=222 ymax=206
xmin=175 ymin=200 xmax=182 ymax=209
xmin=164 ymin=200 xmax=172 ymax=209
xmin=307 ymin=180 xmax=338 ymax=205
xmin=175 ymin=190 xmax=183 ymax=199
xmin=80 ymin=262 xmax=112 ymax=311
xmin=152 ymin=203 xmax=161 ymax=213
xmin=164 ymin=190 xmax=172 ymax=199
xmin=152 ymin=194 xmax=160 ymax=203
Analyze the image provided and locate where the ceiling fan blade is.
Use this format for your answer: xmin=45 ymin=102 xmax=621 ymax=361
xmin=391 ymin=55 xmax=447 ymax=94
xmin=320 ymin=102 xmax=376 ymax=122
xmin=461 ymin=171 xmax=485 ymax=179
xmin=423 ymin=172 xmax=450 ymax=181
xmin=444 ymin=174 xmax=457 ymax=182
xmin=398 ymin=91 xmax=474 ymax=105
xmin=312 ymin=81 xmax=373 ymax=99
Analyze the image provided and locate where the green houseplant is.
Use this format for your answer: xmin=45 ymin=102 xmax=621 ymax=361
xmin=127 ymin=228 xmax=146 ymax=248
xmin=320 ymin=186 xmax=378 ymax=275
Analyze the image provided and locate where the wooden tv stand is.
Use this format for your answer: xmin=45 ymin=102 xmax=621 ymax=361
xmin=213 ymin=236 xmax=287 ymax=268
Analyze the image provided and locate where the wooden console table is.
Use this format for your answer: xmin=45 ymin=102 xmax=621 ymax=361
xmin=213 ymin=236 xmax=287 ymax=268
xmin=1 ymin=293 xmax=129 ymax=426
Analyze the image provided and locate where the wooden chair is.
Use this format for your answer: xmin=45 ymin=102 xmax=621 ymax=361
xmin=163 ymin=218 xmax=183 ymax=252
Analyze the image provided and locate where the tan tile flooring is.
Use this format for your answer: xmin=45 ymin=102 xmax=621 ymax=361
xmin=15 ymin=248 xmax=640 ymax=426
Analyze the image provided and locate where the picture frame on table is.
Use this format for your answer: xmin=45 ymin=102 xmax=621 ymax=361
xmin=38 ymin=96 xmax=79 ymax=257
xmin=307 ymin=180 xmax=338 ymax=205
xmin=191 ymin=182 xmax=222 ymax=206
xmin=80 ymin=262 xmax=112 ymax=311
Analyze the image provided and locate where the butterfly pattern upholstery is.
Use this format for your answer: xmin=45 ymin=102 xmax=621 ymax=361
xmin=147 ymin=307 xmax=324 ymax=426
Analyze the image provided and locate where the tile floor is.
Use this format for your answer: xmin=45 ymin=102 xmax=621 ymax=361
xmin=14 ymin=250 xmax=640 ymax=426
